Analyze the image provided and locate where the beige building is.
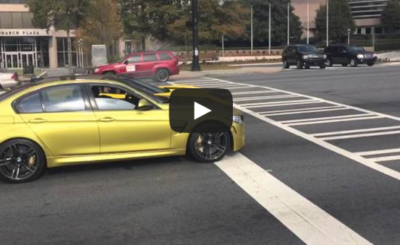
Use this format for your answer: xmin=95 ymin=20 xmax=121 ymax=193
xmin=292 ymin=0 xmax=389 ymax=38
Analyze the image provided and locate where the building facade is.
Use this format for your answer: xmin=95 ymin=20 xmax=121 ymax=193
xmin=292 ymin=0 xmax=389 ymax=38
xmin=0 ymin=0 xmax=80 ymax=69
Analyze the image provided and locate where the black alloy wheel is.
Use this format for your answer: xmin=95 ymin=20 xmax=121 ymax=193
xmin=0 ymin=140 xmax=45 ymax=183
xmin=283 ymin=60 xmax=290 ymax=69
xmin=189 ymin=130 xmax=231 ymax=163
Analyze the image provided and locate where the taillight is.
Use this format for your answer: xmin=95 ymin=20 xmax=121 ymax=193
xmin=11 ymin=73 xmax=18 ymax=81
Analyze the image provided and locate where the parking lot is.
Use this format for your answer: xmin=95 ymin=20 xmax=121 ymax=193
xmin=1 ymin=64 xmax=400 ymax=245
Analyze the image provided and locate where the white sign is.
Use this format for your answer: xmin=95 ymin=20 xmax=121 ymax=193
xmin=0 ymin=29 xmax=51 ymax=37
xmin=126 ymin=65 xmax=136 ymax=72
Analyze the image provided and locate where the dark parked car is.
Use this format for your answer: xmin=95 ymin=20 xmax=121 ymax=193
xmin=323 ymin=45 xmax=377 ymax=67
xmin=282 ymin=45 xmax=327 ymax=69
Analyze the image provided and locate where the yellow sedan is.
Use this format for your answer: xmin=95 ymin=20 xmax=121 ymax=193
xmin=0 ymin=77 xmax=245 ymax=183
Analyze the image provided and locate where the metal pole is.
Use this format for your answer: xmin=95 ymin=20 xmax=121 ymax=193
xmin=191 ymin=0 xmax=201 ymax=71
xmin=372 ymin=27 xmax=376 ymax=51
xmin=307 ymin=0 xmax=310 ymax=44
xmin=326 ymin=0 xmax=329 ymax=47
xmin=287 ymin=3 xmax=290 ymax=45
xmin=269 ymin=4 xmax=271 ymax=54
xmin=222 ymin=35 xmax=225 ymax=57
xmin=348 ymin=29 xmax=351 ymax=45
xmin=251 ymin=5 xmax=253 ymax=54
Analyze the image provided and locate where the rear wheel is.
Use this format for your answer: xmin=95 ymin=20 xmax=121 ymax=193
xmin=155 ymin=69 xmax=170 ymax=82
xmin=305 ymin=65 xmax=310 ymax=69
xmin=342 ymin=63 xmax=348 ymax=67
xmin=0 ymin=139 xmax=46 ymax=183
xmin=296 ymin=60 xmax=304 ymax=69
xmin=367 ymin=62 xmax=375 ymax=67
xmin=188 ymin=124 xmax=231 ymax=163
xmin=320 ymin=64 xmax=326 ymax=69
xmin=103 ymin=71 xmax=116 ymax=76
xmin=350 ymin=58 xmax=358 ymax=67
xmin=283 ymin=60 xmax=290 ymax=69
xmin=326 ymin=59 xmax=333 ymax=67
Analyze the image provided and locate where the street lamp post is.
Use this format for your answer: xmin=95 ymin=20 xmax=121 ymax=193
xmin=269 ymin=3 xmax=271 ymax=54
xmin=287 ymin=3 xmax=290 ymax=45
xmin=307 ymin=0 xmax=310 ymax=44
xmin=348 ymin=29 xmax=351 ymax=45
xmin=191 ymin=0 xmax=201 ymax=71
xmin=326 ymin=0 xmax=329 ymax=47
xmin=251 ymin=5 xmax=253 ymax=54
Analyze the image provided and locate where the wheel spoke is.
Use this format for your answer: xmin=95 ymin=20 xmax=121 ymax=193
xmin=22 ymin=162 xmax=37 ymax=173
xmin=0 ymin=159 xmax=12 ymax=167
xmin=9 ymin=144 xmax=18 ymax=156
xmin=213 ymin=144 xmax=226 ymax=153
xmin=11 ymin=164 xmax=20 ymax=179
xmin=24 ymin=148 xmax=36 ymax=157
xmin=204 ymin=145 xmax=212 ymax=159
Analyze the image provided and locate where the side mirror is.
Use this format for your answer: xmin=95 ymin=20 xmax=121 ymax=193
xmin=123 ymin=60 xmax=129 ymax=65
xmin=138 ymin=99 xmax=153 ymax=111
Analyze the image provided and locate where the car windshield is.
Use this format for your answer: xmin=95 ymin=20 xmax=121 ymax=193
xmin=348 ymin=46 xmax=365 ymax=52
xmin=298 ymin=45 xmax=318 ymax=53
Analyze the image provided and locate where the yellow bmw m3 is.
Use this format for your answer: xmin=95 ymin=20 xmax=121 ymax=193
xmin=0 ymin=76 xmax=245 ymax=183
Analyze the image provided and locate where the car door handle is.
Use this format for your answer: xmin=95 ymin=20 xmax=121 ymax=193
xmin=29 ymin=118 xmax=47 ymax=124
xmin=99 ymin=117 xmax=116 ymax=123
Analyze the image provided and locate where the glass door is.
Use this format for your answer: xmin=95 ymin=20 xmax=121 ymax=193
xmin=5 ymin=53 xmax=20 ymax=69
xmin=21 ymin=53 xmax=35 ymax=67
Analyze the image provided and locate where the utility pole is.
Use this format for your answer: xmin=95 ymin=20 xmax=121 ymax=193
xmin=222 ymin=35 xmax=225 ymax=57
xmin=347 ymin=29 xmax=351 ymax=45
xmin=307 ymin=0 xmax=310 ymax=44
xmin=269 ymin=4 xmax=271 ymax=54
xmin=287 ymin=3 xmax=290 ymax=45
xmin=326 ymin=0 xmax=329 ymax=47
xmin=191 ymin=0 xmax=201 ymax=71
xmin=251 ymin=5 xmax=253 ymax=54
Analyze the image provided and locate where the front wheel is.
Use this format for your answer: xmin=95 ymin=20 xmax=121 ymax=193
xmin=320 ymin=64 xmax=326 ymax=69
xmin=367 ymin=62 xmax=375 ymax=67
xmin=154 ymin=69 xmax=170 ymax=82
xmin=0 ymin=139 xmax=46 ymax=183
xmin=296 ymin=60 xmax=304 ymax=69
xmin=283 ymin=60 xmax=290 ymax=69
xmin=188 ymin=130 xmax=231 ymax=163
xmin=350 ymin=59 xmax=358 ymax=67
xmin=326 ymin=59 xmax=333 ymax=67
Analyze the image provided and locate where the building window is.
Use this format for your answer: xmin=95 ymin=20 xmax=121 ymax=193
xmin=0 ymin=12 xmax=33 ymax=29
xmin=57 ymin=38 xmax=77 ymax=67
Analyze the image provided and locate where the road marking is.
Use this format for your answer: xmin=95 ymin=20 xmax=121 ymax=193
xmin=232 ymin=90 xmax=278 ymax=95
xmin=321 ymin=130 xmax=400 ymax=141
xmin=234 ymin=95 xmax=298 ymax=102
xmin=313 ymin=126 xmax=400 ymax=137
xmin=216 ymin=153 xmax=373 ymax=245
xmin=286 ymin=115 xmax=383 ymax=126
xmin=262 ymin=107 xmax=348 ymax=116
xmin=243 ymin=100 xmax=320 ymax=108
xmin=369 ymin=155 xmax=400 ymax=163
xmin=356 ymin=148 xmax=400 ymax=157
xmin=280 ymin=114 xmax=370 ymax=124
xmin=259 ymin=105 xmax=343 ymax=115
xmin=206 ymin=77 xmax=400 ymax=182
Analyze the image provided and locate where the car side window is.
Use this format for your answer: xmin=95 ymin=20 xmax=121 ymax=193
xmin=143 ymin=54 xmax=158 ymax=62
xmin=41 ymin=85 xmax=86 ymax=113
xmin=159 ymin=52 xmax=173 ymax=61
xmin=17 ymin=92 xmax=43 ymax=113
xmin=126 ymin=55 xmax=141 ymax=64
xmin=91 ymin=85 xmax=140 ymax=111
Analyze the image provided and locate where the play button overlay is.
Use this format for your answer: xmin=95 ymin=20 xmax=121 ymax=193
xmin=169 ymin=88 xmax=233 ymax=133
xmin=194 ymin=102 xmax=211 ymax=120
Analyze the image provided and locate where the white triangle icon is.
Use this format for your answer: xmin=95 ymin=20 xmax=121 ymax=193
xmin=194 ymin=102 xmax=211 ymax=120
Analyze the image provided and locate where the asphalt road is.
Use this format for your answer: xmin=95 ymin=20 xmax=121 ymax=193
xmin=2 ymin=64 xmax=400 ymax=245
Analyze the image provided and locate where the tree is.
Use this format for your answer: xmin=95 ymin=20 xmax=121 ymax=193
xmin=382 ymin=0 xmax=400 ymax=33
xmin=76 ymin=0 xmax=122 ymax=61
xmin=315 ymin=0 xmax=355 ymax=44
xmin=27 ymin=0 xmax=91 ymax=73
xmin=168 ymin=0 xmax=249 ymax=44
xmin=240 ymin=0 xmax=303 ymax=46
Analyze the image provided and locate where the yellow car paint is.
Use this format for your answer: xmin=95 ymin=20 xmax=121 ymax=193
xmin=0 ymin=79 xmax=245 ymax=169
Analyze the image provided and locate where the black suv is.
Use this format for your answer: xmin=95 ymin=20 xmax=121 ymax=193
xmin=282 ymin=44 xmax=327 ymax=69
xmin=323 ymin=45 xmax=377 ymax=67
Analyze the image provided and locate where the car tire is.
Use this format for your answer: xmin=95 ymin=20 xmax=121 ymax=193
xmin=0 ymin=139 xmax=46 ymax=183
xmin=305 ymin=65 xmax=310 ymax=69
xmin=155 ymin=69 xmax=170 ymax=83
xmin=342 ymin=63 xmax=348 ymax=67
xmin=350 ymin=59 xmax=358 ymax=67
xmin=283 ymin=60 xmax=290 ymax=69
xmin=188 ymin=124 xmax=231 ymax=163
xmin=367 ymin=63 xmax=375 ymax=67
xmin=320 ymin=64 xmax=326 ymax=69
xmin=326 ymin=59 xmax=333 ymax=67
xmin=103 ymin=71 xmax=116 ymax=76
xmin=296 ymin=60 xmax=303 ymax=69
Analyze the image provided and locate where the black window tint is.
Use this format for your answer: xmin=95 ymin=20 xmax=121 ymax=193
xmin=144 ymin=54 xmax=158 ymax=62
xmin=42 ymin=85 xmax=86 ymax=112
xmin=159 ymin=53 xmax=172 ymax=60
xmin=18 ymin=93 xmax=43 ymax=113
xmin=127 ymin=55 xmax=141 ymax=63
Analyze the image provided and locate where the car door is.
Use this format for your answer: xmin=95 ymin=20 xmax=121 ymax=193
xmin=286 ymin=47 xmax=295 ymax=64
xmin=335 ymin=46 xmax=347 ymax=64
xmin=123 ymin=54 xmax=143 ymax=76
xmin=88 ymin=84 xmax=171 ymax=153
xmin=17 ymin=84 xmax=100 ymax=156
xmin=138 ymin=53 xmax=159 ymax=77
